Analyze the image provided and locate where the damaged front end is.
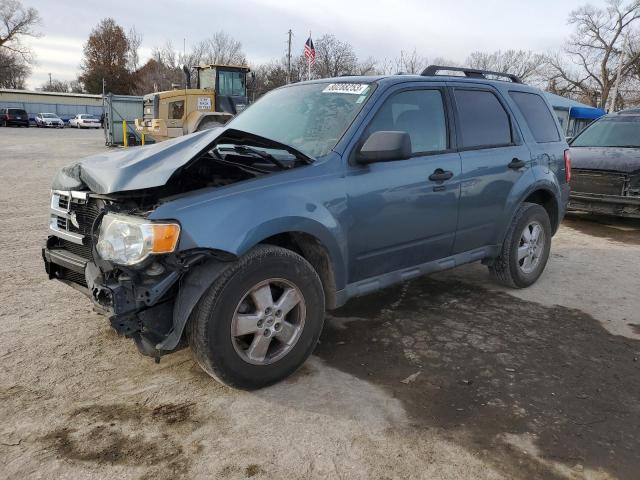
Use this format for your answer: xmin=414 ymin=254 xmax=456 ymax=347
xmin=42 ymin=189 xmax=221 ymax=358
xmin=42 ymin=128 xmax=313 ymax=359
xmin=569 ymin=169 xmax=640 ymax=218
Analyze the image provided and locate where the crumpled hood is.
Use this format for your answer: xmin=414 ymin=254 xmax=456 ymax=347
xmin=51 ymin=128 xmax=222 ymax=194
xmin=570 ymin=146 xmax=640 ymax=174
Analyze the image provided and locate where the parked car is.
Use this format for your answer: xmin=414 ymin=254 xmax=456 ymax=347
xmin=35 ymin=113 xmax=65 ymax=128
xmin=0 ymin=108 xmax=29 ymax=127
xmin=569 ymin=108 xmax=640 ymax=218
xmin=69 ymin=114 xmax=101 ymax=129
xmin=43 ymin=66 xmax=570 ymax=389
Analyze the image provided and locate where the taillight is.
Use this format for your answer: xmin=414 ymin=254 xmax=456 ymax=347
xmin=564 ymin=149 xmax=571 ymax=183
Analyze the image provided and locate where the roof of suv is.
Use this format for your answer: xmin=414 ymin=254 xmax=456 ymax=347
xmin=302 ymin=73 xmax=541 ymax=94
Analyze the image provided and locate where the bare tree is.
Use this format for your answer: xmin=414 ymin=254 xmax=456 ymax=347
xmin=543 ymin=0 xmax=640 ymax=108
xmin=309 ymin=34 xmax=358 ymax=78
xmin=192 ymin=31 xmax=247 ymax=65
xmin=466 ymin=50 xmax=545 ymax=83
xmin=40 ymin=78 xmax=72 ymax=92
xmin=377 ymin=51 xmax=457 ymax=76
xmin=0 ymin=49 xmax=29 ymax=87
xmin=127 ymin=26 xmax=143 ymax=72
xmin=0 ymin=0 xmax=41 ymax=59
xmin=356 ymin=56 xmax=378 ymax=76
xmin=0 ymin=0 xmax=40 ymax=88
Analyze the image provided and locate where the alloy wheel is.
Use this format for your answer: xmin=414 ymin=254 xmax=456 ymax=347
xmin=517 ymin=220 xmax=545 ymax=274
xmin=230 ymin=278 xmax=306 ymax=365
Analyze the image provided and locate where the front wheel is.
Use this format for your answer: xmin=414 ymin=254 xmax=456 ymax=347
xmin=488 ymin=202 xmax=552 ymax=288
xmin=188 ymin=245 xmax=325 ymax=389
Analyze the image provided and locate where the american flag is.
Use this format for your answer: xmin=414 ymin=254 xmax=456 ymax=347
xmin=304 ymin=37 xmax=315 ymax=65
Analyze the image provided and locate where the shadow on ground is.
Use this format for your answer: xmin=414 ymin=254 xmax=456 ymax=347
xmin=316 ymin=277 xmax=640 ymax=480
xmin=563 ymin=213 xmax=640 ymax=245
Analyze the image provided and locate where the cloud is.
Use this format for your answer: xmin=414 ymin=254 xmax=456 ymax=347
xmin=22 ymin=0 xmax=600 ymax=89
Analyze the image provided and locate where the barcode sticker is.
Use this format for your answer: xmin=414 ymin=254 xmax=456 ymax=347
xmin=322 ymin=83 xmax=369 ymax=95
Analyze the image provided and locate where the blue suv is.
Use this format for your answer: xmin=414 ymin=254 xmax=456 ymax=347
xmin=43 ymin=66 xmax=570 ymax=389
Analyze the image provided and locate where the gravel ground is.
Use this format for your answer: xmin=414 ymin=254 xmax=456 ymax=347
xmin=1 ymin=128 xmax=639 ymax=480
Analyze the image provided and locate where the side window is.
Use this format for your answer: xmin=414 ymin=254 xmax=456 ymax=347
xmin=509 ymin=91 xmax=560 ymax=143
xmin=366 ymin=89 xmax=448 ymax=154
xmin=454 ymin=89 xmax=512 ymax=148
xmin=168 ymin=100 xmax=184 ymax=120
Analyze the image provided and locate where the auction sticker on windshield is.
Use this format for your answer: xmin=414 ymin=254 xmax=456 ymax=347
xmin=322 ymin=83 xmax=369 ymax=95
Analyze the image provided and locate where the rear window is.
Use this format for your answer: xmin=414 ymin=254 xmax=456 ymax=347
xmin=454 ymin=89 xmax=512 ymax=148
xmin=509 ymin=91 xmax=560 ymax=143
xmin=8 ymin=109 xmax=27 ymax=115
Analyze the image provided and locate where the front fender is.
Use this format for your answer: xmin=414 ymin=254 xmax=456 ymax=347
xmin=150 ymin=166 xmax=348 ymax=290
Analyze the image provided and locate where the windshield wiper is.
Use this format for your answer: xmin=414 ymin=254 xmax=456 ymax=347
xmin=231 ymin=145 xmax=290 ymax=169
xmin=209 ymin=150 xmax=271 ymax=174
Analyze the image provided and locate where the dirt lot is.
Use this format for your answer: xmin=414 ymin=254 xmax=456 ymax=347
xmin=1 ymin=128 xmax=639 ymax=480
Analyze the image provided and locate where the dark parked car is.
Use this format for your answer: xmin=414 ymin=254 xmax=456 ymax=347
xmin=43 ymin=66 xmax=570 ymax=389
xmin=0 ymin=108 xmax=29 ymax=127
xmin=569 ymin=109 xmax=640 ymax=218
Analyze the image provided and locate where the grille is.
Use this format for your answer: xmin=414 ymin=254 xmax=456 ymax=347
xmin=68 ymin=200 xmax=101 ymax=236
xmin=59 ymin=239 xmax=93 ymax=261
xmin=571 ymin=170 xmax=626 ymax=196
xmin=56 ymin=266 xmax=88 ymax=288
xmin=51 ymin=192 xmax=102 ymax=262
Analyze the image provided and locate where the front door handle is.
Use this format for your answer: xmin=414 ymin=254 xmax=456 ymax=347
xmin=429 ymin=168 xmax=454 ymax=182
xmin=508 ymin=158 xmax=527 ymax=169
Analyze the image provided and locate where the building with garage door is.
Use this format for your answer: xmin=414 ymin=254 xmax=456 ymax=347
xmin=0 ymin=89 xmax=103 ymax=125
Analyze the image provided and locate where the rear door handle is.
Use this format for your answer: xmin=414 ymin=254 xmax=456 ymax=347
xmin=508 ymin=158 xmax=527 ymax=169
xmin=429 ymin=168 xmax=454 ymax=182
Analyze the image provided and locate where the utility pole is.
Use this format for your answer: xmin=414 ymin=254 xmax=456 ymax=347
xmin=607 ymin=34 xmax=629 ymax=113
xmin=48 ymin=73 xmax=51 ymax=89
xmin=286 ymin=29 xmax=292 ymax=84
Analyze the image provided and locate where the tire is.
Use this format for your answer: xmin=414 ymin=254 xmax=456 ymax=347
xmin=488 ymin=202 xmax=552 ymax=288
xmin=187 ymin=245 xmax=325 ymax=389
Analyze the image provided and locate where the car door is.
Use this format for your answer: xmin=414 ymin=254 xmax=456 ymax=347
xmin=448 ymin=85 xmax=532 ymax=253
xmin=346 ymin=85 xmax=462 ymax=282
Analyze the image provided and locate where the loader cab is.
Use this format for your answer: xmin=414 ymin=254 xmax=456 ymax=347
xmin=195 ymin=65 xmax=250 ymax=115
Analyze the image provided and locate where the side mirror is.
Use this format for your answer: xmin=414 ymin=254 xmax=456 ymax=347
xmin=356 ymin=131 xmax=412 ymax=164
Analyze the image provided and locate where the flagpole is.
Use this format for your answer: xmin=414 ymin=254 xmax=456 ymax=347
xmin=308 ymin=30 xmax=312 ymax=81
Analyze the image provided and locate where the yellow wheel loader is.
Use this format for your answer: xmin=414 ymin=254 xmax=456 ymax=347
xmin=135 ymin=64 xmax=250 ymax=142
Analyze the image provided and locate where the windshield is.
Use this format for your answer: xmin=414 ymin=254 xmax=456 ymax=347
xmin=81 ymin=115 xmax=96 ymax=119
xmin=571 ymin=116 xmax=640 ymax=148
xmin=227 ymin=82 xmax=375 ymax=157
xmin=9 ymin=109 xmax=26 ymax=115
xmin=41 ymin=113 xmax=57 ymax=118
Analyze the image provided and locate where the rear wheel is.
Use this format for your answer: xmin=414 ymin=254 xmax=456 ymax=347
xmin=489 ymin=202 xmax=552 ymax=288
xmin=188 ymin=245 xmax=325 ymax=389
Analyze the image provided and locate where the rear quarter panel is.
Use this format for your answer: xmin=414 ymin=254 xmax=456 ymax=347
xmin=494 ymin=85 xmax=569 ymax=238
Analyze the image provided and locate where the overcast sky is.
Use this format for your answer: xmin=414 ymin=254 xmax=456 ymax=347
xmin=24 ymin=0 xmax=607 ymax=89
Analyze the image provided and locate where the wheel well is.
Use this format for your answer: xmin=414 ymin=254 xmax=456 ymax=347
xmin=259 ymin=232 xmax=337 ymax=309
xmin=523 ymin=189 xmax=559 ymax=233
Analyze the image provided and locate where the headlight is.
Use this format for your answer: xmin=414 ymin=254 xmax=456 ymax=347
xmin=96 ymin=214 xmax=180 ymax=266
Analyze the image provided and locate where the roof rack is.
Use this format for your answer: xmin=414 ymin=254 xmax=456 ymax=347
xmin=421 ymin=65 xmax=523 ymax=84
